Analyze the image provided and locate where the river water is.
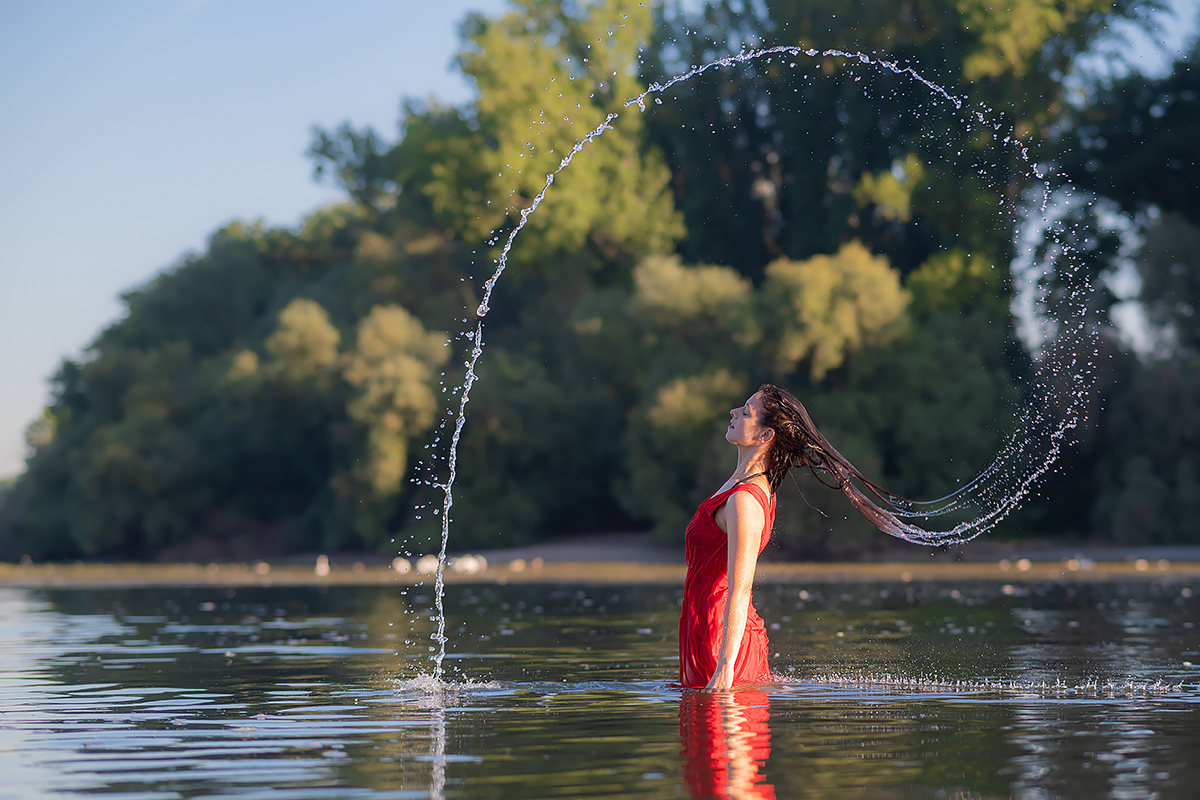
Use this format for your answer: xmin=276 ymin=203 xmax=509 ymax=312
xmin=1 ymin=578 xmax=1197 ymax=798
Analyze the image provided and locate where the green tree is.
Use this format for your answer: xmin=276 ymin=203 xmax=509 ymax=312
xmin=265 ymin=298 xmax=342 ymax=379
xmin=1089 ymin=356 xmax=1200 ymax=543
xmin=1060 ymin=37 xmax=1200 ymax=227
xmin=1136 ymin=212 xmax=1200 ymax=354
xmin=343 ymin=305 xmax=448 ymax=502
xmin=455 ymin=0 xmax=685 ymax=264
xmin=762 ymin=241 xmax=911 ymax=380
xmin=642 ymin=0 xmax=1154 ymax=283
xmin=0 ymin=215 xmax=449 ymax=560
xmin=313 ymin=0 xmax=685 ymax=278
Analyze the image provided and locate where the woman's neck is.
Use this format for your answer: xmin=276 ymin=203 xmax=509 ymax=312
xmin=730 ymin=444 xmax=769 ymax=483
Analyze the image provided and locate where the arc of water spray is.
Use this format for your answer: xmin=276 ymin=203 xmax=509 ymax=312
xmin=477 ymin=46 xmax=973 ymax=318
xmin=431 ymin=115 xmax=618 ymax=677
xmin=430 ymin=44 xmax=1097 ymax=675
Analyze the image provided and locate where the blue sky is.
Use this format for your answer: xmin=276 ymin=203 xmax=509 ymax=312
xmin=0 ymin=0 xmax=1196 ymax=478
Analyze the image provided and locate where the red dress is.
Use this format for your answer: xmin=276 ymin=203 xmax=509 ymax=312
xmin=679 ymin=482 xmax=775 ymax=688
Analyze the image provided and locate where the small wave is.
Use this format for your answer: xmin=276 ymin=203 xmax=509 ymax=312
xmin=782 ymin=672 xmax=1193 ymax=698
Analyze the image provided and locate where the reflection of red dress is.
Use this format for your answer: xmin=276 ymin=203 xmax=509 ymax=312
xmin=679 ymin=690 xmax=776 ymax=799
xmin=679 ymin=483 xmax=775 ymax=688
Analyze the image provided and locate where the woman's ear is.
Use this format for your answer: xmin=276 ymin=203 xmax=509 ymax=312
xmin=760 ymin=428 xmax=775 ymax=444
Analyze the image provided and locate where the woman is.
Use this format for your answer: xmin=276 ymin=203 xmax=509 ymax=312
xmin=679 ymin=383 xmax=909 ymax=690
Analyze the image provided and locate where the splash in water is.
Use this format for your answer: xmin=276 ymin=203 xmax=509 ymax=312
xmin=423 ymin=46 xmax=1100 ymax=675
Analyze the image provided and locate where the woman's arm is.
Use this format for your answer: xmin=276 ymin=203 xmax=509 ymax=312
xmin=706 ymin=491 xmax=766 ymax=690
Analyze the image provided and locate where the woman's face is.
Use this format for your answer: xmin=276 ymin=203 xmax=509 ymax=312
xmin=726 ymin=391 xmax=773 ymax=447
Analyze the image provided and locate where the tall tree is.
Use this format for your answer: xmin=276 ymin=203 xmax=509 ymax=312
xmin=1061 ymin=38 xmax=1200 ymax=227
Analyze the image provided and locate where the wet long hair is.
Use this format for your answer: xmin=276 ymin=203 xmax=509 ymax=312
xmin=757 ymin=383 xmax=911 ymax=537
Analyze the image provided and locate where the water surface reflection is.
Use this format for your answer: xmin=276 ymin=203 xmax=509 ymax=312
xmin=680 ymin=690 xmax=775 ymax=799
xmin=0 ymin=580 xmax=1196 ymax=798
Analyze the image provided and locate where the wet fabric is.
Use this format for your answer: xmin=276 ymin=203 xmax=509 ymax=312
xmin=679 ymin=482 xmax=775 ymax=688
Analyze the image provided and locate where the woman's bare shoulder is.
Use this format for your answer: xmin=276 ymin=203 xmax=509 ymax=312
xmin=729 ymin=486 xmax=768 ymax=516
xmin=715 ymin=484 xmax=769 ymax=533
xmin=732 ymin=480 xmax=771 ymax=507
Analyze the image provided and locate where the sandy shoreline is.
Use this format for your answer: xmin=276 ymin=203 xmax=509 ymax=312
xmin=9 ymin=532 xmax=1199 ymax=589
xmin=2 ymin=558 xmax=1198 ymax=589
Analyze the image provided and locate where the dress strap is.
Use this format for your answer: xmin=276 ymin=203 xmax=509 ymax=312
xmin=709 ymin=480 xmax=772 ymax=514
xmin=731 ymin=471 xmax=765 ymax=488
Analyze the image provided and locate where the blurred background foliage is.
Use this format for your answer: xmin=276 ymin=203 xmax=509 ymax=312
xmin=2 ymin=0 xmax=1197 ymax=561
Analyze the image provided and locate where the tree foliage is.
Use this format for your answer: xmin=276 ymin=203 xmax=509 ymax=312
xmin=455 ymin=0 xmax=685 ymax=264
xmin=1061 ymin=39 xmax=1199 ymax=226
xmin=1 ymin=212 xmax=454 ymax=560
xmin=763 ymin=241 xmax=910 ymax=380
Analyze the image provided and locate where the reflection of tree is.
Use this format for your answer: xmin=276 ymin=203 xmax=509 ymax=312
xmin=680 ymin=690 xmax=775 ymax=800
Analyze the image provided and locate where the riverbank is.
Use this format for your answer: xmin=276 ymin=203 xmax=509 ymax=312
xmin=6 ymin=532 xmax=1200 ymax=589
xmin=2 ymin=556 xmax=1199 ymax=589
